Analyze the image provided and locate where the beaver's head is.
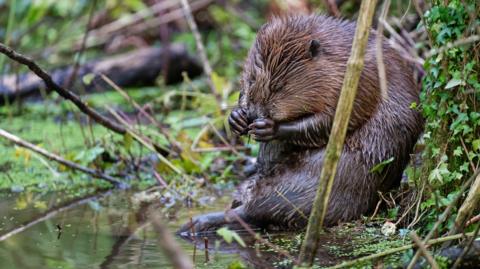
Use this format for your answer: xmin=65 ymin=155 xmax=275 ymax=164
xmin=239 ymin=15 xmax=358 ymax=123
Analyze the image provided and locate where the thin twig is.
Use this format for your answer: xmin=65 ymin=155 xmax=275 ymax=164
xmin=0 ymin=128 xmax=125 ymax=187
xmin=180 ymin=0 xmax=222 ymax=106
xmin=451 ymin=224 xmax=480 ymax=269
xmin=100 ymin=74 xmax=181 ymax=154
xmin=406 ymin=168 xmax=480 ymax=268
xmin=375 ymin=0 xmax=391 ymax=100
xmin=425 ymin=35 xmax=480 ymax=58
xmin=65 ymin=0 xmax=97 ymax=89
xmin=450 ymin=171 xmax=480 ymax=235
xmin=79 ymin=0 xmax=213 ymax=49
xmin=465 ymin=214 xmax=480 ymax=226
xmin=0 ymin=42 xmax=126 ymax=134
xmin=410 ymin=231 xmax=440 ymax=269
xmin=105 ymin=106 xmax=184 ymax=176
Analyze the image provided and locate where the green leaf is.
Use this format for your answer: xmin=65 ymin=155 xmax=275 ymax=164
xmin=217 ymin=227 xmax=246 ymax=247
xmin=82 ymin=73 xmax=96 ymax=85
xmin=228 ymin=261 xmax=247 ymax=269
xmin=472 ymin=139 xmax=480 ymax=152
xmin=445 ymin=78 xmax=462 ymax=89
xmin=453 ymin=146 xmax=462 ymax=156
xmin=123 ymin=132 xmax=133 ymax=151
xmin=370 ymin=157 xmax=395 ymax=174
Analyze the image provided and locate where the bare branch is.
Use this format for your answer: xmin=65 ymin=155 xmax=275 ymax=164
xmin=410 ymin=231 xmax=440 ymax=269
xmin=0 ymin=42 xmax=127 ymax=134
xmin=180 ymin=0 xmax=222 ymax=106
xmin=375 ymin=0 xmax=391 ymax=100
xmin=0 ymin=128 xmax=126 ymax=187
xmin=299 ymin=0 xmax=378 ymax=265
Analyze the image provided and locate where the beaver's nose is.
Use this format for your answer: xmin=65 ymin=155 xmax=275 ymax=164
xmin=246 ymin=106 xmax=263 ymax=123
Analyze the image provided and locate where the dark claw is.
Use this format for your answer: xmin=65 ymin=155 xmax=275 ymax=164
xmin=248 ymin=118 xmax=274 ymax=129
xmin=249 ymin=128 xmax=274 ymax=136
xmin=252 ymin=135 xmax=275 ymax=142
xmin=229 ymin=117 xmax=246 ymax=135
xmin=231 ymin=111 xmax=248 ymax=127
xmin=248 ymin=118 xmax=277 ymax=142
xmin=229 ymin=107 xmax=249 ymax=136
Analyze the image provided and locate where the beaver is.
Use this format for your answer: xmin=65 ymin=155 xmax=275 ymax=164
xmin=179 ymin=14 xmax=424 ymax=233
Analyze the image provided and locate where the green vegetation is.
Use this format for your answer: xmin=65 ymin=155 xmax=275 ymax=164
xmin=0 ymin=0 xmax=478 ymax=268
xmin=415 ymin=0 xmax=479 ymax=233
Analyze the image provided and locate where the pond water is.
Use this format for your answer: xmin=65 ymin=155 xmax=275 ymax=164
xmin=0 ymin=189 xmax=355 ymax=269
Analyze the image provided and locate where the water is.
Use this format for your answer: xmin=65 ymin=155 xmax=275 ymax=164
xmin=0 ymin=189 xmax=350 ymax=269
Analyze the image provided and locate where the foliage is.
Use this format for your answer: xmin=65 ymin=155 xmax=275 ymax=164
xmin=216 ymin=227 xmax=247 ymax=247
xmin=417 ymin=0 xmax=479 ymax=232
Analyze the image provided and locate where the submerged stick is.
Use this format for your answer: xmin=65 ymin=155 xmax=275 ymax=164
xmin=298 ymin=0 xmax=378 ymax=266
xmin=0 ymin=190 xmax=111 ymax=241
xmin=0 ymin=128 xmax=126 ymax=187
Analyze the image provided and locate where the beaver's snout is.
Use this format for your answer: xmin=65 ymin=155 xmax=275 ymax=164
xmin=246 ymin=105 xmax=268 ymax=124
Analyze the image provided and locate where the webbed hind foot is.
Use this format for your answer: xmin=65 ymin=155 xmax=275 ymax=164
xmin=177 ymin=206 xmax=258 ymax=237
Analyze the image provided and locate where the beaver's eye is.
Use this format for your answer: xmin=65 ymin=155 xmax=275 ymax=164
xmin=272 ymin=81 xmax=285 ymax=92
xmin=308 ymin=39 xmax=321 ymax=59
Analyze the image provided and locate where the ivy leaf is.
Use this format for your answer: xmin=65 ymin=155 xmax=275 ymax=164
xmin=472 ymin=139 xmax=480 ymax=152
xmin=445 ymin=78 xmax=462 ymax=89
xmin=217 ymin=227 xmax=246 ymax=247
xmin=453 ymin=146 xmax=463 ymax=156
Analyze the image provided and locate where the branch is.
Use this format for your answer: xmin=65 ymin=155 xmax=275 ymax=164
xmin=451 ymin=171 xmax=480 ymax=234
xmin=410 ymin=231 xmax=440 ymax=269
xmin=180 ymin=0 xmax=222 ymax=106
xmin=0 ymin=128 xmax=126 ymax=187
xmin=406 ymin=168 xmax=480 ymax=268
xmin=0 ymin=42 xmax=127 ymax=134
xmin=298 ymin=0 xmax=378 ymax=266
xmin=327 ymin=231 xmax=477 ymax=269
xmin=375 ymin=0 xmax=391 ymax=99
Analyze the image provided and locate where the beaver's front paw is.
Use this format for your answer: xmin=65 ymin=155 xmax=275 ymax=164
xmin=229 ymin=107 xmax=249 ymax=136
xmin=248 ymin=118 xmax=277 ymax=142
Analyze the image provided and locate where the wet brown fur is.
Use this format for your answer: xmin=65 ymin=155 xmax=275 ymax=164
xmin=233 ymin=14 xmax=424 ymax=229
xmin=180 ymin=14 xmax=424 ymax=233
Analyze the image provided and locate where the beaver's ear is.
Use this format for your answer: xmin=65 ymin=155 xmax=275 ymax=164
xmin=308 ymin=39 xmax=321 ymax=59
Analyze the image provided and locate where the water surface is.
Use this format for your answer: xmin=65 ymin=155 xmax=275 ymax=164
xmin=0 ymin=189 xmax=354 ymax=269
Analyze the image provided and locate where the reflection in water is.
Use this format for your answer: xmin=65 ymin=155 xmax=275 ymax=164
xmin=0 ymin=190 xmax=352 ymax=269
